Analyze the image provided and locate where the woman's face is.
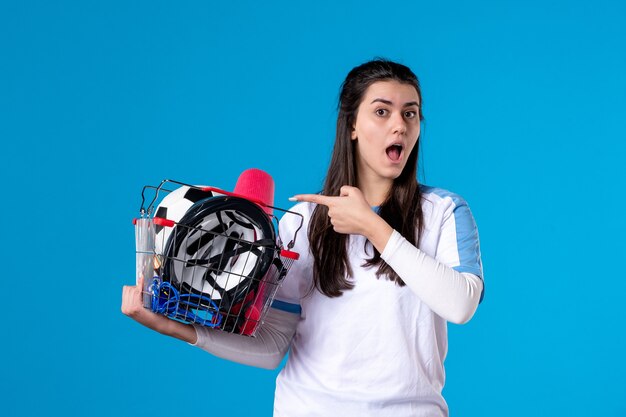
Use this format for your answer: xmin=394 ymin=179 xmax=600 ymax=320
xmin=351 ymin=80 xmax=421 ymax=186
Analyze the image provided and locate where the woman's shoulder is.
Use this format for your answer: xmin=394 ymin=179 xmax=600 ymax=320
xmin=419 ymin=184 xmax=470 ymax=209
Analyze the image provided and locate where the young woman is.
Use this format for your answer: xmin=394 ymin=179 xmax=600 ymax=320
xmin=122 ymin=59 xmax=484 ymax=417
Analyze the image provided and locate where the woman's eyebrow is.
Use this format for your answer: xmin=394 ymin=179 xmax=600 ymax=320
xmin=371 ymin=98 xmax=393 ymax=105
xmin=370 ymin=98 xmax=420 ymax=107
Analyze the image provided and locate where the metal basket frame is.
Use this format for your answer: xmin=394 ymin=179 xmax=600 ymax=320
xmin=135 ymin=179 xmax=302 ymax=337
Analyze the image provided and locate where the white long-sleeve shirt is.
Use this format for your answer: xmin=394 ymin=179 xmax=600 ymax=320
xmin=193 ymin=185 xmax=484 ymax=417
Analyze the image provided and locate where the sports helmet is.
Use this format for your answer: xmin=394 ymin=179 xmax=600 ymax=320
xmin=161 ymin=195 xmax=276 ymax=329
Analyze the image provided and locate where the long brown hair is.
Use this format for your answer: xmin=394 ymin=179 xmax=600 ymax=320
xmin=308 ymin=59 xmax=425 ymax=297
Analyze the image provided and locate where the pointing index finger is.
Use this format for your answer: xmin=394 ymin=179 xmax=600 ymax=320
xmin=289 ymin=194 xmax=336 ymax=206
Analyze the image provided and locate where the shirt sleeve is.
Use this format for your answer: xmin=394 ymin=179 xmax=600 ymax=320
xmin=435 ymin=194 xmax=484 ymax=302
xmin=191 ymin=307 xmax=299 ymax=369
xmin=381 ymin=230 xmax=483 ymax=324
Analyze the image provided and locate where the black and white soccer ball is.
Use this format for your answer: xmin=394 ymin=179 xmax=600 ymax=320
xmin=153 ymin=185 xmax=220 ymax=255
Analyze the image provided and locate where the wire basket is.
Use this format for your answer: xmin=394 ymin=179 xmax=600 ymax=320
xmin=134 ymin=180 xmax=302 ymax=337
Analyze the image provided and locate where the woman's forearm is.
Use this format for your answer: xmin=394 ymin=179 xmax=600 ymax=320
xmin=162 ymin=319 xmax=197 ymax=344
xmin=191 ymin=307 xmax=299 ymax=370
xmin=381 ymin=230 xmax=483 ymax=324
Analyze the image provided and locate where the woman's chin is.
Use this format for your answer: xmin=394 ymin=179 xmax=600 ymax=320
xmin=377 ymin=166 xmax=405 ymax=181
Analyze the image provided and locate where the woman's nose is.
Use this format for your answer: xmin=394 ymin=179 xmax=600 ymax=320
xmin=392 ymin=113 xmax=407 ymax=135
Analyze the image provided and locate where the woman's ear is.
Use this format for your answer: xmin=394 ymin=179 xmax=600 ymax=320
xmin=351 ymin=127 xmax=357 ymax=140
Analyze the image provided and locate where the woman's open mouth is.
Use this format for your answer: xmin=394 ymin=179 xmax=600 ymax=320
xmin=386 ymin=143 xmax=403 ymax=163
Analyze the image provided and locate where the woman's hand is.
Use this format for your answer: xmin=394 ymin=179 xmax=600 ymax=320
xmin=121 ymin=276 xmax=197 ymax=343
xmin=121 ymin=275 xmax=168 ymax=332
xmin=290 ymin=185 xmax=394 ymax=252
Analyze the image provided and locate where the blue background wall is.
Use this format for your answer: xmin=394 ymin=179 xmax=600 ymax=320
xmin=1 ymin=1 xmax=624 ymax=416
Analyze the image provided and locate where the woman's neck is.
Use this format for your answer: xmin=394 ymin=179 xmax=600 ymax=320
xmin=357 ymin=176 xmax=392 ymax=207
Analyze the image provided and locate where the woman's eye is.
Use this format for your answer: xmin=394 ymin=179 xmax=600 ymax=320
xmin=375 ymin=109 xmax=388 ymax=116
xmin=404 ymin=110 xmax=417 ymax=119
